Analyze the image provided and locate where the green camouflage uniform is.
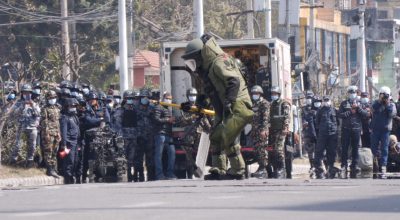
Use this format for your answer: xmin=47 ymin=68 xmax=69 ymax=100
xmin=40 ymin=105 xmax=61 ymax=169
xmin=269 ymin=98 xmax=291 ymax=176
xmin=199 ymin=37 xmax=254 ymax=176
xmin=250 ymin=98 xmax=270 ymax=168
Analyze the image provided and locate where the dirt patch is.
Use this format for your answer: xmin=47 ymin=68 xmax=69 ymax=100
xmin=0 ymin=165 xmax=45 ymax=179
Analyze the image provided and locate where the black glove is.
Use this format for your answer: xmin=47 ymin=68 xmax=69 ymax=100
xmin=181 ymin=102 xmax=192 ymax=112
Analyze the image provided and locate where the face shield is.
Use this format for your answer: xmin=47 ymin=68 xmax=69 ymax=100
xmin=184 ymin=59 xmax=197 ymax=72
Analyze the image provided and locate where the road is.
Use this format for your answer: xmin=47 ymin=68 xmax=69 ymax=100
xmin=0 ymin=178 xmax=399 ymax=220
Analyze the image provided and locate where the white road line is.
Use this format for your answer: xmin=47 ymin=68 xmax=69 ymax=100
xmin=122 ymin=201 xmax=166 ymax=208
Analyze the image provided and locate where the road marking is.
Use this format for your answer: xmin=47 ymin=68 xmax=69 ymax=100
xmin=122 ymin=201 xmax=166 ymax=208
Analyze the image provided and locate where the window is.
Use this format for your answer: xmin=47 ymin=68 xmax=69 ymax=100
xmin=378 ymin=10 xmax=388 ymax=19
xmin=394 ymin=8 xmax=400 ymax=19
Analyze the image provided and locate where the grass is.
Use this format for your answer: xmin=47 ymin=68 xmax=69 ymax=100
xmin=0 ymin=165 xmax=46 ymax=179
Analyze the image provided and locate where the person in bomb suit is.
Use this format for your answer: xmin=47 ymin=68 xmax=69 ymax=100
xmin=181 ymin=34 xmax=254 ymax=180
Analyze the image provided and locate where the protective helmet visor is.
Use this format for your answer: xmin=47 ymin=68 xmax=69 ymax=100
xmin=184 ymin=59 xmax=197 ymax=72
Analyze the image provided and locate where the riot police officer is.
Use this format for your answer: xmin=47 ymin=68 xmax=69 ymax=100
xmin=314 ymin=96 xmax=339 ymax=179
xmin=268 ymin=86 xmax=291 ymax=179
xmin=134 ymin=88 xmax=155 ymax=181
xmin=181 ymin=35 xmax=254 ymax=180
xmin=360 ymin=92 xmax=372 ymax=148
xmin=249 ymin=85 xmax=270 ymax=178
xmin=339 ymin=86 xmax=369 ymax=178
xmin=60 ymin=98 xmax=81 ymax=184
xmin=113 ymin=90 xmax=138 ymax=182
xmin=302 ymin=94 xmax=318 ymax=175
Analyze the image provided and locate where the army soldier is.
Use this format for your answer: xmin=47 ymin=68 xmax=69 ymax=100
xmin=82 ymin=91 xmax=110 ymax=182
xmin=40 ymin=91 xmax=61 ymax=178
xmin=182 ymin=34 xmax=254 ymax=180
xmin=9 ymin=84 xmax=41 ymax=168
xmin=249 ymin=85 xmax=270 ymax=178
xmin=268 ymin=86 xmax=291 ymax=179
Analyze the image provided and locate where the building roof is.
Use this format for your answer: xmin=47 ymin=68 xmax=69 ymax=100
xmin=133 ymin=50 xmax=160 ymax=68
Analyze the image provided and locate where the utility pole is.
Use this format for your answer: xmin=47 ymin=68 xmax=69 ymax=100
xmin=246 ymin=0 xmax=254 ymax=38
xmin=127 ymin=0 xmax=134 ymax=89
xmin=61 ymin=0 xmax=71 ymax=80
xmin=193 ymin=0 xmax=204 ymax=38
xmin=285 ymin=0 xmax=290 ymax=42
xmin=265 ymin=0 xmax=271 ymax=38
xmin=359 ymin=2 xmax=367 ymax=92
xmin=118 ymin=0 xmax=129 ymax=92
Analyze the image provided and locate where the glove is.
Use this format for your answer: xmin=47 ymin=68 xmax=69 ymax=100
xmin=224 ymin=100 xmax=233 ymax=116
xmin=180 ymin=102 xmax=192 ymax=112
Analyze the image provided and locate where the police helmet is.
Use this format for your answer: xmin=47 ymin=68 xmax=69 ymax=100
xmin=347 ymin=85 xmax=358 ymax=93
xmin=186 ymin=88 xmax=198 ymax=97
xmin=133 ymin=90 xmax=140 ymax=98
xmin=314 ymin=96 xmax=322 ymax=102
xmin=181 ymin=38 xmax=204 ymax=60
xmin=250 ymin=85 xmax=263 ymax=94
xmin=66 ymin=98 xmax=78 ymax=106
xmin=139 ymin=88 xmax=151 ymax=97
xmin=71 ymin=82 xmax=82 ymax=92
xmin=87 ymin=91 xmax=98 ymax=100
xmin=305 ymin=90 xmax=314 ymax=98
xmin=123 ymin=90 xmax=134 ymax=99
xmin=32 ymin=81 xmax=41 ymax=89
xmin=46 ymin=90 xmax=57 ymax=99
xmin=379 ymin=86 xmax=391 ymax=95
xmin=21 ymin=84 xmax=33 ymax=92
xmin=61 ymin=88 xmax=71 ymax=96
xmin=98 ymin=91 xmax=107 ymax=101
xmin=106 ymin=95 xmax=114 ymax=101
xmin=60 ymin=80 xmax=72 ymax=89
xmin=270 ymin=86 xmax=281 ymax=94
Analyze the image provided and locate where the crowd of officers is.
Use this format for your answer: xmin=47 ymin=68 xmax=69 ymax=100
xmin=249 ymin=84 xmax=400 ymax=179
xmin=1 ymin=80 xmax=191 ymax=184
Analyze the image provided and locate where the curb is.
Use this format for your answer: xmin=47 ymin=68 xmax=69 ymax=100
xmin=0 ymin=175 xmax=64 ymax=188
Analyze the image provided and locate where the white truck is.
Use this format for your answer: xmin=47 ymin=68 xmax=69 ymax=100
xmin=160 ymin=38 xmax=292 ymax=104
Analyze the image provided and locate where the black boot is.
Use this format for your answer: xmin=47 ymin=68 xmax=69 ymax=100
xmin=315 ymin=167 xmax=326 ymax=179
xmin=75 ymin=176 xmax=82 ymax=184
xmin=133 ymin=170 xmax=139 ymax=182
xmin=372 ymin=157 xmax=379 ymax=179
xmin=350 ymin=166 xmax=360 ymax=179
xmin=46 ymin=167 xmax=60 ymax=178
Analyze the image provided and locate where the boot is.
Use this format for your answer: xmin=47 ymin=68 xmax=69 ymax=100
xmin=138 ymin=167 xmax=145 ymax=182
xmin=340 ymin=166 xmax=348 ymax=179
xmin=315 ymin=167 xmax=326 ymax=179
xmin=274 ymin=160 xmax=286 ymax=179
xmin=25 ymin=160 xmax=35 ymax=169
xmin=75 ymin=176 xmax=82 ymax=184
xmin=251 ymin=161 xmax=268 ymax=178
xmin=350 ymin=166 xmax=361 ymax=179
xmin=226 ymin=153 xmax=245 ymax=177
xmin=205 ymin=154 xmax=227 ymax=180
xmin=133 ymin=170 xmax=139 ymax=182
xmin=372 ymin=157 xmax=379 ymax=179
xmin=46 ymin=166 xmax=60 ymax=178
xmin=327 ymin=166 xmax=338 ymax=179
xmin=309 ymin=167 xmax=316 ymax=179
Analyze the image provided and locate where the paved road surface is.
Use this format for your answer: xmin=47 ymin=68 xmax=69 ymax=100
xmin=1 ymin=179 xmax=399 ymax=220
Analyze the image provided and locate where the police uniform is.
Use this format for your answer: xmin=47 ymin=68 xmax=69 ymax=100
xmin=134 ymin=103 xmax=155 ymax=181
xmin=302 ymin=105 xmax=317 ymax=169
xmin=60 ymin=100 xmax=81 ymax=184
xmin=314 ymin=103 xmax=339 ymax=178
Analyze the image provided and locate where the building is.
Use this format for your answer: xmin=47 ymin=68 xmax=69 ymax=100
xmin=278 ymin=1 xmax=351 ymax=97
xmin=132 ymin=50 xmax=160 ymax=88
